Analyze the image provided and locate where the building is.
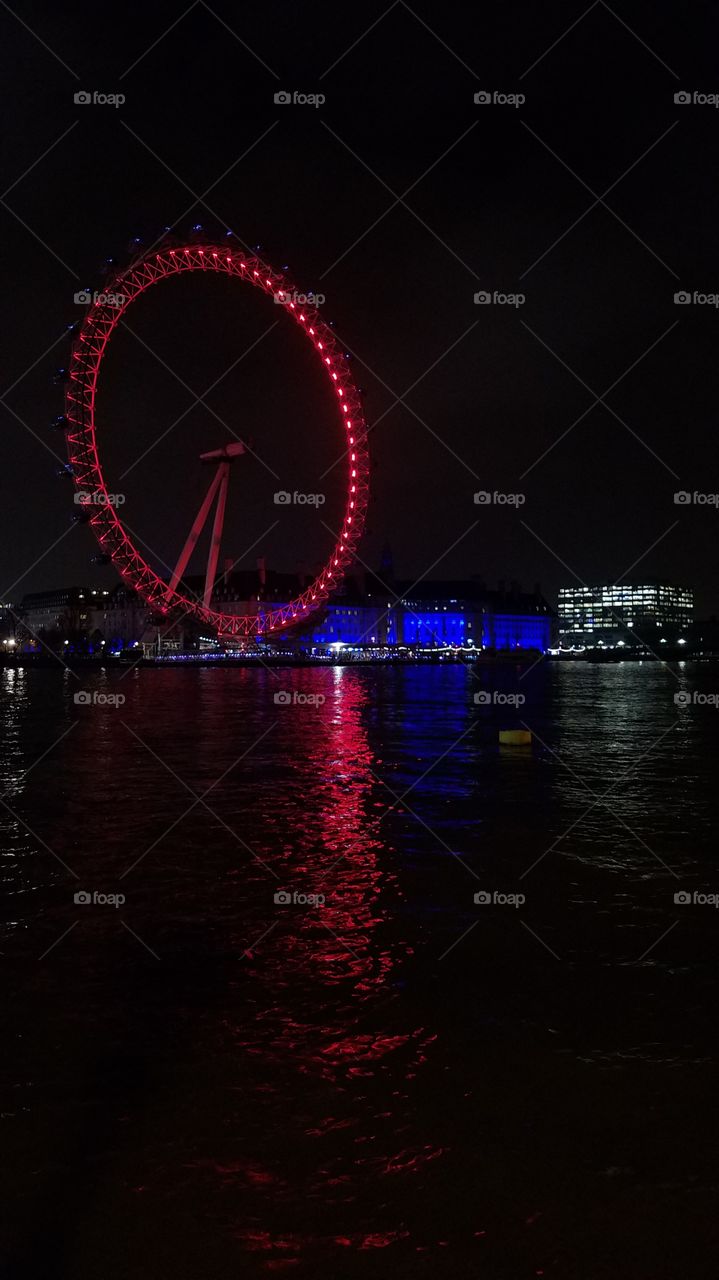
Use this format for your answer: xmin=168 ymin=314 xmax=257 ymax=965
xmin=557 ymin=582 xmax=693 ymax=647
xmin=309 ymin=576 xmax=553 ymax=652
xmin=17 ymin=587 xmax=102 ymax=648
xmin=87 ymin=586 xmax=150 ymax=650
xmin=16 ymin=585 xmax=148 ymax=652
xmin=172 ymin=564 xmax=552 ymax=653
xmin=15 ymin=569 xmax=554 ymax=656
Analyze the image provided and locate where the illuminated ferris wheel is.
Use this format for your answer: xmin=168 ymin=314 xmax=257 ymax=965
xmin=61 ymin=239 xmax=370 ymax=638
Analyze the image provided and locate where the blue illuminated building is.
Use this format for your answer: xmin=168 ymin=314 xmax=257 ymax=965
xmin=308 ymin=574 xmax=553 ymax=652
xmin=212 ymin=559 xmax=554 ymax=652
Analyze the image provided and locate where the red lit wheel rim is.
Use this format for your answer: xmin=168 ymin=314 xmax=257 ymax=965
xmin=65 ymin=243 xmax=370 ymax=637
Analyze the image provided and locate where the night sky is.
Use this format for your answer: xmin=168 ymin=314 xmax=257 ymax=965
xmin=2 ymin=0 xmax=718 ymax=612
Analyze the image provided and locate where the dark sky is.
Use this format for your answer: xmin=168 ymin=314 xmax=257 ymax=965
xmin=2 ymin=0 xmax=718 ymax=612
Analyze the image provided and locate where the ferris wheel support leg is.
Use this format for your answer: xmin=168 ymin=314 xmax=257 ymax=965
xmin=165 ymin=466 xmax=224 ymax=600
xmin=203 ymin=462 xmax=230 ymax=610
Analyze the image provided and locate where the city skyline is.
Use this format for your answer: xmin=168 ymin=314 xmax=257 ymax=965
xmin=6 ymin=570 xmax=712 ymax=663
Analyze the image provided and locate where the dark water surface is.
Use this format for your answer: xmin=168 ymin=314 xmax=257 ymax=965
xmin=1 ymin=661 xmax=718 ymax=1278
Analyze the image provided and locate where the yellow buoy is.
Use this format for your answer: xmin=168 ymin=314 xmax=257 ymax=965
xmin=499 ymin=728 xmax=532 ymax=746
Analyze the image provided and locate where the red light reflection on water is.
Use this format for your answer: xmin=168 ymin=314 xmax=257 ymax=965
xmin=210 ymin=671 xmax=445 ymax=1264
xmin=254 ymin=668 xmax=396 ymax=995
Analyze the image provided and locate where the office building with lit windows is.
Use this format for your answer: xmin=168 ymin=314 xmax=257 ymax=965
xmin=557 ymin=582 xmax=693 ymax=647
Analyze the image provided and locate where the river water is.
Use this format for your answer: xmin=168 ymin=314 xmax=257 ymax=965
xmin=1 ymin=660 xmax=717 ymax=1278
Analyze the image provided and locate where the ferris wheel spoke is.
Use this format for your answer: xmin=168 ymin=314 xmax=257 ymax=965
xmin=165 ymin=464 xmax=223 ymax=600
xmin=203 ymin=460 xmax=230 ymax=609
